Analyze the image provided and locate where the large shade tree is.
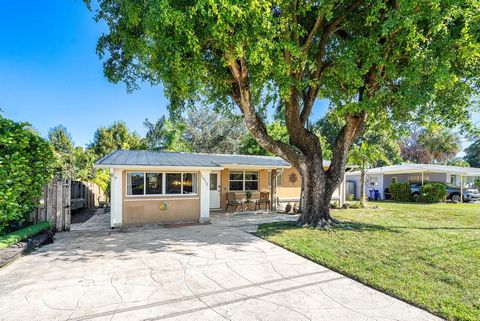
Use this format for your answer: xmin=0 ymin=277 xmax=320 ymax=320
xmin=87 ymin=0 xmax=480 ymax=227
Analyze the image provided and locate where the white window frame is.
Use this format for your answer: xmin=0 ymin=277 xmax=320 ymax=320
xmin=125 ymin=171 xmax=198 ymax=197
xmin=228 ymin=170 xmax=259 ymax=191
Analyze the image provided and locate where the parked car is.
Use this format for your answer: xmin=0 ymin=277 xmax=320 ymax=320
xmin=410 ymin=182 xmax=480 ymax=202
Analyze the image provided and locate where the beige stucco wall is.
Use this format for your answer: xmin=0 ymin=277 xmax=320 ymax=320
xmin=276 ymin=167 xmax=341 ymax=201
xmin=122 ymin=171 xmax=200 ymax=226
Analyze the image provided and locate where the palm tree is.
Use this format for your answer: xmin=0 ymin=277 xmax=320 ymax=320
xmin=418 ymin=127 xmax=461 ymax=164
xmin=349 ymin=142 xmax=390 ymax=207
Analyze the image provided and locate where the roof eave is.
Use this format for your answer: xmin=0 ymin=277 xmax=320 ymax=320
xmin=93 ymin=164 xmax=224 ymax=171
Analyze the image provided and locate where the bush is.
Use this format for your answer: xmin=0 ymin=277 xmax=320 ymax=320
xmin=389 ymin=182 xmax=412 ymax=201
xmin=0 ymin=116 xmax=54 ymax=235
xmin=418 ymin=183 xmax=448 ymax=203
xmin=475 ymin=178 xmax=480 ymax=189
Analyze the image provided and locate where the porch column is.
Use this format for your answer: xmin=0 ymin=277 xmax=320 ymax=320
xmin=460 ymin=175 xmax=463 ymax=203
xmin=271 ymin=169 xmax=277 ymax=212
xmin=199 ymin=170 xmax=211 ymax=223
xmin=110 ymin=168 xmax=123 ymax=228
xmin=340 ymin=172 xmax=346 ymax=205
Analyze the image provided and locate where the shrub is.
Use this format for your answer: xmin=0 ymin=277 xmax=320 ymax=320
xmin=346 ymin=194 xmax=355 ymax=202
xmin=389 ymin=182 xmax=412 ymax=201
xmin=0 ymin=116 xmax=54 ymax=235
xmin=418 ymin=183 xmax=448 ymax=203
xmin=475 ymin=178 xmax=480 ymax=189
xmin=349 ymin=201 xmax=362 ymax=209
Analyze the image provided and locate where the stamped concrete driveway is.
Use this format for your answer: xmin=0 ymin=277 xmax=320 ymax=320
xmin=0 ymin=214 xmax=442 ymax=321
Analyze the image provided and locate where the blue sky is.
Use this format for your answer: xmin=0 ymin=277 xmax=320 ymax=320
xmin=0 ymin=1 xmax=477 ymax=151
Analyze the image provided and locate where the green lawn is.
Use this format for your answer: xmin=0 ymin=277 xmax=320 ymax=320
xmin=257 ymin=202 xmax=480 ymax=321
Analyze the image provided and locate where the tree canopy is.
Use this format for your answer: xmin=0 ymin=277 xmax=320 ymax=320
xmin=464 ymin=140 xmax=480 ymax=168
xmin=399 ymin=125 xmax=462 ymax=164
xmin=87 ymin=0 xmax=480 ymax=226
xmin=90 ymin=121 xmax=146 ymax=157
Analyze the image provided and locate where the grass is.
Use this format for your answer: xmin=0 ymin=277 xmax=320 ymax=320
xmin=257 ymin=202 xmax=480 ymax=321
xmin=0 ymin=221 xmax=52 ymax=250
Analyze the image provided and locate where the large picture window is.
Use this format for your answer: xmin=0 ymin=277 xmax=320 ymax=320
xmin=126 ymin=172 xmax=197 ymax=196
xmin=229 ymin=171 xmax=259 ymax=191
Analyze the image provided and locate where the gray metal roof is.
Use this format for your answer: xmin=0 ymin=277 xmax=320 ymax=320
xmin=95 ymin=150 xmax=292 ymax=168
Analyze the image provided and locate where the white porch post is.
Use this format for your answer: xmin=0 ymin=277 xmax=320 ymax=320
xmin=340 ymin=173 xmax=346 ymax=205
xmin=110 ymin=168 xmax=123 ymax=228
xmin=460 ymin=175 xmax=463 ymax=203
xmin=199 ymin=170 xmax=211 ymax=223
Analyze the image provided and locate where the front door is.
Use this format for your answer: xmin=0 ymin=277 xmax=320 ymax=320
xmin=210 ymin=172 xmax=221 ymax=208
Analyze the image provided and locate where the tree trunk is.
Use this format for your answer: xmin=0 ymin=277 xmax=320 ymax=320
xmin=297 ymin=158 xmax=342 ymax=227
xmin=359 ymin=169 xmax=366 ymax=207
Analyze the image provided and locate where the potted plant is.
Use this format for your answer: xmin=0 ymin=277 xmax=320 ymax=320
xmin=245 ymin=191 xmax=252 ymax=202
xmin=285 ymin=202 xmax=292 ymax=213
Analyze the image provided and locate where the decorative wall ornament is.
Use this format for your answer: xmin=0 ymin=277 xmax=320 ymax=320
xmin=158 ymin=202 xmax=169 ymax=211
xmin=289 ymin=173 xmax=298 ymax=184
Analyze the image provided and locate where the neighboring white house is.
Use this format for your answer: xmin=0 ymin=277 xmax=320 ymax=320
xmin=346 ymin=163 xmax=480 ymax=201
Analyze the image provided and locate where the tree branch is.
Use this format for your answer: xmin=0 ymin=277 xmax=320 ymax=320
xmin=228 ymin=59 xmax=305 ymax=167
xmin=299 ymin=0 xmax=364 ymax=125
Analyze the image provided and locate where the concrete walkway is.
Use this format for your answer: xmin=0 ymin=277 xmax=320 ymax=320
xmin=0 ymin=213 xmax=442 ymax=321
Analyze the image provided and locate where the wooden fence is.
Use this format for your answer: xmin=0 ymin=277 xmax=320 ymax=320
xmin=30 ymin=179 xmax=107 ymax=232
xmin=31 ymin=178 xmax=71 ymax=232
xmin=71 ymin=181 xmax=107 ymax=210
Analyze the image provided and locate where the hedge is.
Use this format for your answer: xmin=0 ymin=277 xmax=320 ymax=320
xmin=419 ymin=182 xmax=448 ymax=203
xmin=0 ymin=115 xmax=54 ymax=235
xmin=389 ymin=182 xmax=412 ymax=201
xmin=0 ymin=221 xmax=52 ymax=250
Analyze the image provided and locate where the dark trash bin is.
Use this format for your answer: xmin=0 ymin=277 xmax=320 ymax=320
xmin=369 ymin=189 xmax=380 ymax=201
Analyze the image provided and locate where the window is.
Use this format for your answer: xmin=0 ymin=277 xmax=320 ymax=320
xmin=146 ymin=173 xmax=163 ymax=195
xmin=166 ymin=173 xmax=182 ymax=194
xmin=229 ymin=171 xmax=244 ymax=191
xmin=127 ymin=172 xmax=144 ymax=195
xmin=244 ymin=171 xmax=258 ymax=190
xmin=450 ymin=175 xmax=456 ymax=184
xmin=229 ymin=171 xmax=259 ymax=191
xmin=276 ymin=172 xmax=283 ymax=187
xmin=409 ymin=175 xmax=429 ymax=183
xmin=391 ymin=177 xmax=397 ymax=184
xmin=126 ymin=172 xmax=197 ymax=196
xmin=210 ymin=173 xmax=218 ymax=191
xmin=408 ymin=175 xmax=419 ymax=183
xmin=182 ymin=173 xmax=197 ymax=194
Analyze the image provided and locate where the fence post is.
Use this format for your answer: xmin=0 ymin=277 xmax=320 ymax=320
xmin=56 ymin=179 xmax=63 ymax=232
xmin=64 ymin=179 xmax=71 ymax=231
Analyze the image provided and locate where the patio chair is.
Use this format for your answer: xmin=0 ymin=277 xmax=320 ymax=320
xmin=226 ymin=192 xmax=244 ymax=212
xmin=255 ymin=192 xmax=270 ymax=211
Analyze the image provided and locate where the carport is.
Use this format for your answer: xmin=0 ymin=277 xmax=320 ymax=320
xmin=347 ymin=164 xmax=480 ymax=202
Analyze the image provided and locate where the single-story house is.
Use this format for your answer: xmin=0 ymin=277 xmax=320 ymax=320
xmin=346 ymin=163 xmax=480 ymax=201
xmin=94 ymin=150 xmax=348 ymax=228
